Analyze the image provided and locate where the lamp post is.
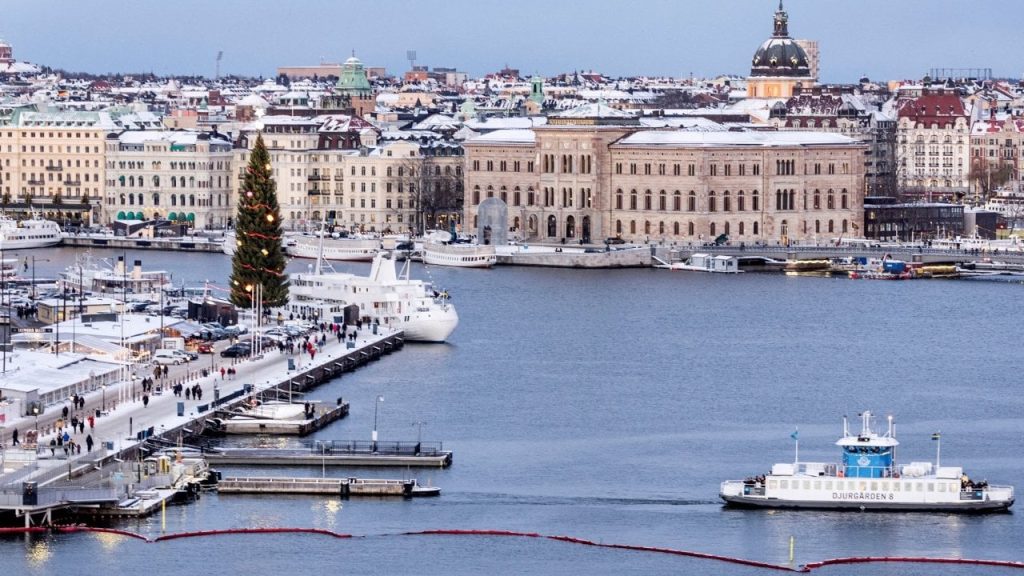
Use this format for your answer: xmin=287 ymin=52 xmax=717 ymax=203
xmin=101 ymin=384 xmax=106 ymax=412
xmin=33 ymin=406 xmax=39 ymax=432
xmin=372 ymin=395 xmax=384 ymax=451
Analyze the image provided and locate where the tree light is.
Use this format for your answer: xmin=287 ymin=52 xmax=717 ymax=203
xmin=266 ymin=214 xmax=275 ymax=223
xmin=261 ymin=249 xmax=269 ymax=256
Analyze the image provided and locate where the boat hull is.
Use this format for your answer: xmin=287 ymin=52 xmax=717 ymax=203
xmin=720 ymin=494 xmax=1014 ymax=512
xmin=404 ymin=307 xmax=459 ymax=342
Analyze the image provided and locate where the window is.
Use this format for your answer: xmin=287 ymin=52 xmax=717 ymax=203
xmin=687 ymin=191 xmax=696 ymax=212
xmin=673 ymin=191 xmax=681 ymax=211
xmin=615 ymin=190 xmax=623 ymax=210
xmin=630 ymin=191 xmax=638 ymax=210
xmin=708 ymin=191 xmax=716 ymax=212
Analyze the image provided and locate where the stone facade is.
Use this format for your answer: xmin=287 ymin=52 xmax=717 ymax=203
xmin=465 ymin=128 xmax=867 ymax=244
xmin=105 ymin=130 xmax=234 ymax=228
xmin=896 ymin=90 xmax=970 ymax=201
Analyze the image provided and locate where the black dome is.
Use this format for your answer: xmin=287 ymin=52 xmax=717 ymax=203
xmin=750 ymin=38 xmax=810 ymax=78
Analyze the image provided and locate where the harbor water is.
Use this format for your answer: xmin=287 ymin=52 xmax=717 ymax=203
xmin=3 ymin=247 xmax=1023 ymax=575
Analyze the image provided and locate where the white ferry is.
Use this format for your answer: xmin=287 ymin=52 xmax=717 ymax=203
xmin=287 ymin=251 xmax=458 ymax=343
xmin=657 ymin=253 xmax=742 ymax=273
xmin=720 ymin=411 xmax=1015 ymax=512
xmin=0 ymin=212 xmax=63 ymax=249
xmin=286 ymin=234 xmax=381 ymax=262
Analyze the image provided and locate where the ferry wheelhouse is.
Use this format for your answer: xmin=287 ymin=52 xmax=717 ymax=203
xmin=720 ymin=411 xmax=1014 ymax=512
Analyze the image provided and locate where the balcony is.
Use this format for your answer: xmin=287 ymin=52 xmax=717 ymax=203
xmin=307 ymin=174 xmax=321 ymax=181
xmin=45 ymin=165 xmax=64 ymax=172
xmin=27 ymin=179 xmax=44 ymax=185
xmin=63 ymin=180 xmax=82 ymax=186
xmin=333 ymin=175 xmax=344 ymax=181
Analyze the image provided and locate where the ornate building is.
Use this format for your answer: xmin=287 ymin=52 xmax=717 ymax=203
xmin=747 ymin=1 xmax=814 ymax=99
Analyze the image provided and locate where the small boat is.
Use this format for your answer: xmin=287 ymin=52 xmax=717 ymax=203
xmin=658 ymin=253 xmax=742 ymax=273
xmin=286 ymin=234 xmax=382 ymax=262
xmin=720 ymin=411 xmax=1014 ymax=512
xmin=0 ymin=211 xmax=63 ymax=250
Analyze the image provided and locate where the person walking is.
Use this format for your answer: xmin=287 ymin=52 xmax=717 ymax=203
xmin=86 ymin=434 xmax=94 ymax=453
xmin=11 ymin=428 xmax=18 ymax=446
xmin=49 ymin=438 xmax=56 ymax=457
xmin=143 ymin=394 xmax=149 ymax=408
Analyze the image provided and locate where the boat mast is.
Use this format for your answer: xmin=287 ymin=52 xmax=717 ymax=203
xmin=314 ymin=213 xmax=327 ymax=276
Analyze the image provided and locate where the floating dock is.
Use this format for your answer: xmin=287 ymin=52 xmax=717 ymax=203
xmin=209 ymin=401 xmax=350 ymax=435
xmin=217 ymin=476 xmax=440 ymax=497
xmin=205 ymin=441 xmax=452 ymax=468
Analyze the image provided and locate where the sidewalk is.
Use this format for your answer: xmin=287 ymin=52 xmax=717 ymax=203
xmin=1 ymin=326 xmax=400 ymax=484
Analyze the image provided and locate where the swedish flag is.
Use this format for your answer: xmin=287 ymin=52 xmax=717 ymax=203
xmin=931 ymin=432 xmax=941 ymax=441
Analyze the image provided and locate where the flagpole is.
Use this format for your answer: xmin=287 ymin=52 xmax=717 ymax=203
xmin=935 ymin=432 xmax=941 ymax=469
xmin=794 ymin=427 xmax=799 ymax=466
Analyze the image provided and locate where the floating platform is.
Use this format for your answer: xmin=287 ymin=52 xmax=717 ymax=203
xmin=217 ymin=476 xmax=440 ymax=497
xmin=208 ymin=401 xmax=349 ymax=435
xmin=205 ymin=441 xmax=452 ymax=468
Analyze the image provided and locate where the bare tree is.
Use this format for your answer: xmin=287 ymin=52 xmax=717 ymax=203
xmin=389 ymin=155 xmax=464 ymax=235
xmin=968 ymin=157 xmax=1013 ymax=203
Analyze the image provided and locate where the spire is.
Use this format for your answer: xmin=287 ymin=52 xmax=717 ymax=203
xmin=773 ymin=0 xmax=789 ymax=37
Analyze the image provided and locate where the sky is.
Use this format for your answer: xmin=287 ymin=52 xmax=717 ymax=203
xmin=4 ymin=0 xmax=1024 ymax=83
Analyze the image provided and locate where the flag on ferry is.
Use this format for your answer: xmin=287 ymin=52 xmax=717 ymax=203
xmin=932 ymin=432 xmax=941 ymax=440
xmin=790 ymin=429 xmax=799 ymax=440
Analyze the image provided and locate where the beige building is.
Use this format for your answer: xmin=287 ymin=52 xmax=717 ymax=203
xmin=0 ymin=109 xmax=109 ymax=219
xmin=896 ymin=91 xmax=970 ymax=200
xmin=465 ymin=118 xmax=867 ymax=244
xmin=105 ymin=130 xmax=234 ymax=228
xmin=747 ymin=3 xmax=815 ymax=99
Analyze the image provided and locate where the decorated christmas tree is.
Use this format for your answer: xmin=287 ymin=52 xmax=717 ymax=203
xmin=229 ymin=134 xmax=289 ymax=308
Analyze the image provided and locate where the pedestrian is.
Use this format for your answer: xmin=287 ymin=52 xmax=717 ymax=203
xmin=11 ymin=428 xmax=18 ymax=446
xmin=62 ymin=405 xmax=69 ymax=419
xmin=88 ymin=415 xmax=94 ymax=430
xmin=86 ymin=434 xmax=94 ymax=453
xmin=49 ymin=438 xmax=56 ymax=457
xmin=162 ymin=365 xmax=169 ymax=378
xmin=220 ymin=367 xmax=226 ymax=380
xmin=62 ymin=430 xmax=70 ymax=445
xmin=79 ymin=422 xmax=85 ymax=434
xmin=76 ymin=443 xmax=81 ymax=455
xmin=143 ymin=394 xmax=149 ymax=407
xmin=185 ymin=387 xmax=191 ymax=400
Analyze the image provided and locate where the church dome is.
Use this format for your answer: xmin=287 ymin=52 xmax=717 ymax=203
xmin=749 ymin=1 xmax=811 ymax=78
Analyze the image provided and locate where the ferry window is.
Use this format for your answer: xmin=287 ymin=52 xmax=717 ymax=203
xmin=858 ymin=481 xmax=867 ymax=491
xmin=870 ymin=482 xmax=878 ymax=492
xmin=881 ymin=482 xmax=889 ymax=491
xmin=893 ymin=483 xmax=900 ymax=492
xmin=927 ymin=483 xmax=935 ymax=492
xmin=813 ymin=481 xmax=821 ymax=490
xmin=802 ymin=481 xmax=810 ymax=490
xmin=916 ymin=483 xmax=924 ymax=492
xmin=768 ymin=480 xmax=777 ymax=490
xmin=847 ymin=481 xmax=855 ymax=490
xmin=824 ymin=481 xmax=832 ymax=490
xmin=937 ymin=483 xmax=946 ymax=493
xmin=780 ymin=480 xmax=788 ymax=489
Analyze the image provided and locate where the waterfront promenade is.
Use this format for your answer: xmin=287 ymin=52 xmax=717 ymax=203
xmin=0 ymin=326 xmax=403 ymax=490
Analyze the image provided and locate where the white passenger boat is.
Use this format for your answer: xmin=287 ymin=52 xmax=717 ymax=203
xmin=221 ymin=231 xmax=236 ymax=256
xmin=0 ymin=212 xmax=63 ymax=249
xmin=287 ymin=245 xmax=458 ymax=342
xmin=286 ymin=234 xmax=381 ymax=262
xmin=421 ymin=232 xmax=496 ymax=268
xmin=58 ymin=252 xmax=173 ymax=299
xmin=657 ymin=253 xmax=742 ymax=273
xmin=720 ymin=411 xmax=1015 ymax=512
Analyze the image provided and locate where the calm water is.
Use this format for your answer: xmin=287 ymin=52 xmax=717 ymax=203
xmin=3 ymin=247 xmax=1023 ymax=575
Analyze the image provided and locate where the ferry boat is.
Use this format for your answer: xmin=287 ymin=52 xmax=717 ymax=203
xmin=421 ymin=231 xmax=496 ymax=268
xmin=58 ymin=252 xmax=173 ymax=300
xmin=0 ymin=212 xmax=63 ymax=249
xmin=287 ymin=250 xmax=458 ymax=343
xmin=720 ymin=411 xmax=1015 ymax=512
xmin=286 ymin=234 xmax=382 ymax=262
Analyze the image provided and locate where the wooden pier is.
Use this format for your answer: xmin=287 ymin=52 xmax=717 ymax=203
xmin=218 ymin=476 xmax=440 ymax=497
xmin=210 ymin=401 xmax=350 ymax=435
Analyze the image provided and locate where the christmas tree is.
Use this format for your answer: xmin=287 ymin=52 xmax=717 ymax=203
xmin=229 ymin=134 xmax=289 ymax=308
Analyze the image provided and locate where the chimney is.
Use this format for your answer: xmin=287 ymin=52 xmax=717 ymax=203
xmin=133 ymin=260 xmax=143 ymax=280
xmin=116 ymin=256 xmax=125 ymax=276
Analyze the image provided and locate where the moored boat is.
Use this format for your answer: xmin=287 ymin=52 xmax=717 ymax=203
xmin=720 ymin=411 xmax=1014 ymax=512
xmin=0 ymin=212 xmax=63 ymax=250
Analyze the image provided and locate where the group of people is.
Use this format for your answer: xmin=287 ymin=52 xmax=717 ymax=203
xmin=218 ymin=367 xmax=237 ymax=381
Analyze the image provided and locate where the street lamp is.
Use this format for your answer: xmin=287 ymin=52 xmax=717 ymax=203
xmin=372 ymin=395 xmax=384 ymax=451
xmin=33 ymin=406 xmax=39 ymax=432
xmin=101 ymin=384 xmax=107 ymax=411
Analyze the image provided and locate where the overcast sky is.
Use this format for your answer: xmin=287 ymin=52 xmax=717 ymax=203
xmin=4 ymin=0 xmax=1022 ymax=82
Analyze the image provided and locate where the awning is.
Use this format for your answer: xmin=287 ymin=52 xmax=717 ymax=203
xmin=168 ymin=212 xmax=178 ymax=221
xmin=116 ymin=211 xmax=126 ymax=219
xmin=186 ymin=213 xmax=195 ymax=221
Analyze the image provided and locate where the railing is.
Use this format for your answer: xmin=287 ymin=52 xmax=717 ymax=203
xmin=311 ymin=440 xmax=446 ymax=456
xmin=63 ymin=180 xmax=82 ymax=186
xmin=45 ymin=165 xmax=63 ymax=172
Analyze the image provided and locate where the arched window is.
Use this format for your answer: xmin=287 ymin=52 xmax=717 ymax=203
xmin=723 ymin=191 xmax=731 ymax=212
xmin=673 ymin=222 xmax=680 ymax=235
xmin=616 ymin=220 xmax=622 ymax=234
xmin=189 ymin=177 xmax=195 ymax=188
xmin=189 ymin=194 xmax=196 ymax=206
xmin=752 ymin=190 xmax=760 ymax=211
xmin=658 ymin=190 xmax=666 ymax=211
xmin=841 ymin=189 xmax=848 ymax=210
xmin=753 ymin=221 xmax=759 ymax=235
xmin=739 ymin=222 xmax=745 ymax=235
xmin=724 ymin=222 xmax=730 ymax=236
xmin=171 ymin=195 xmax=177 ymax=206
xmin=673 ymin=191 xmax=681 ymax=211
xmin=842 ymin=219 xmax=848 ymax=233
xmin=171 ymin=176 xmax=177 ymax=188
xmin=687 ymin=191 xmax=696 ymax=212
xmin=486 ymin=185 xmax=494 ymax=198
xmin=500 ymin=186 xmax=507 ymax=203
xmin=828 ymin=220 xmax=835 ymax=233
xmin=737 ymin=191 xmax=745 ymax=212
xmin=179 ymin=194 xmax=185 ymax=206
xmin=815 ymin=220 xmax=820 ymax=234
xmin=814 ymin=190 xmax=821 ymax=210
xmin=659 ymin=221 xmax=665 ymax=234
xmin=644 ymin=191 xmax=652 ymax=211
xmin=827 ymin=190 xmax=835 ymax=210
xmin=547 ymin=215 xmax=557 ymax=237
xmin=630 ymin=220 xmax=637 ymax=234
xmin=708 ymin=191 xmax=716 ymax=213
xmin=789 ymin=189 xmax=795 ymax=211
xmin=472 ymin=186 xmax=480 ymax=205
xmin=615 ymin=189 xmax=624 ymax=210
xmin=776 ymin=189 xmax=783 ymax=210
xmin=153 ymin=175 xmax=160 ymax=187
xmin=630 ymin=190 xmax=638 ymax=210
xmin=710 ymin=222 xmax=716 ymax=236
xmin=153 ymin=193 xmax=160 ymax=205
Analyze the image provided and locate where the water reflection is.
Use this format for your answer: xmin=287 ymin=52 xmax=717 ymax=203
xmin=25 ymin=537 xmax=52 ymax=568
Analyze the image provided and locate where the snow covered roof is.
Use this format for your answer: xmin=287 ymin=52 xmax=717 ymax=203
xmin=555 ymin=101 xmax=633 ymax=118
xmin=615 ymin=131 xmax=861 ymax=148
xmin=464 ymin=117 xmax=546 ymax=131
xmin=117 ymin=130 xmax=231 ymax=146
xmin=465 ymin=129 xmax=536 ymax=145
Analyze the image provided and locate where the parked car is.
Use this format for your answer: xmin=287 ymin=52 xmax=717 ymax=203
xmin=219 ymin=343 xmax=251 ymax=358
xmin=153 ymin=349 xmax=184 ymax=365
xmin=605 ymin=236 xmax=627 ymax=245
xmin=196 ymin=343 xmax=213 ymax=354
